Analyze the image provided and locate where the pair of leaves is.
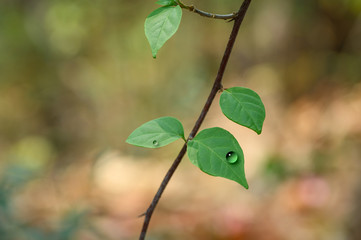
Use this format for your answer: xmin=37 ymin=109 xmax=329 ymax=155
xmin=126 ymin=117 xmax=249 ymax=189
xmin=145 ymin=1 xmax=182 ymax=58
xmin=187 ymin=87 xmax=264 ymax=188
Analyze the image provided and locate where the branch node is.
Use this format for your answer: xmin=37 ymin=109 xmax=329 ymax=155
xmin=219 ymin=84 xmax=225 ymax=93
xmin=138 ymin=212 xmax=146 ymax=218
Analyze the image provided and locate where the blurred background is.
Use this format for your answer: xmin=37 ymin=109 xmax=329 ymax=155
xmin=0 ymin=0 xmax=360 ymax=239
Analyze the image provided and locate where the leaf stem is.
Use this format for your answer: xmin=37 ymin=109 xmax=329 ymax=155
xmin=139 ymin=1 xmax=252 ymax=239
xmin=175 ymin=0 xmax=237 ymax=20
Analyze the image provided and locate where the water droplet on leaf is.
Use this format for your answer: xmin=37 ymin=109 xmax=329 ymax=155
xmin=152 ymin=140 xmax=159 ymax=146
xmin=226 ymin=151 xmax=238 ymax=163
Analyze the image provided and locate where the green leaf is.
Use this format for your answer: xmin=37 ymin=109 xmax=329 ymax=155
xmin=145 ymin=5 xmax=182 ymax=58
xmin=126 ymin=117 xmax=184 ymax=148
xmin=220 ymin=87 xmax=266 ymax=134
xmin=156 ymin=0 xmax=177 ymax=6
xmin=187 ymin=127 xmax=248 ymax=189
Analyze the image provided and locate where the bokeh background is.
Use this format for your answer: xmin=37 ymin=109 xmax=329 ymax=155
xmin=1 ymin=0 xmax=360 ymax=239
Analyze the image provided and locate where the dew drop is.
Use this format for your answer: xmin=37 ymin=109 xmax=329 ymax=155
xmin=152 ymin=140 xmax=159 ymax=146
xmin=226 ymin=151 xmax=238 ymax=163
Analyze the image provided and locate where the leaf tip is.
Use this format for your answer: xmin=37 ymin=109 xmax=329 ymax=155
xmin=152 ymin=50 xmax=158 ymax=58
xmin=125 ymin=137 xmax=133 ymax=145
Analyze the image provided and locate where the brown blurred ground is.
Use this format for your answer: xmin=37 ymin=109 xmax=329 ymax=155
xmin=0 ymin=0 xmax=360 ymax=239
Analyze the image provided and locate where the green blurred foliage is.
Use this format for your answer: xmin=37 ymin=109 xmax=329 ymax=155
xmin=0 ymin=162 xmax=92 ymax=240
xmin=0 ymin=0 xmax=359 ymax=161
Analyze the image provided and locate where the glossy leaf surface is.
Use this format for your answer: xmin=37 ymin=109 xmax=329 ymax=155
xmin=187 ymin=127 xmax=248 ymax=189
xmin=145 ymin=5 xmax=182 ymax=58
xmin=220 ymin=87 xmax=266 ymax=134
xmin=126 ymin=117 xmax=184 ymax=148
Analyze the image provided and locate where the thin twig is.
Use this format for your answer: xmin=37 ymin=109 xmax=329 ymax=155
xmin=139 ymin=1 xmax=252 ymax=239
xmin=176 ymin=0 xmax=237 ymax=20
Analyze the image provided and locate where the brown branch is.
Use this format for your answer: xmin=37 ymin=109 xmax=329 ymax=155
xmin=139 ymin=1 xmax=252 ymax=239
